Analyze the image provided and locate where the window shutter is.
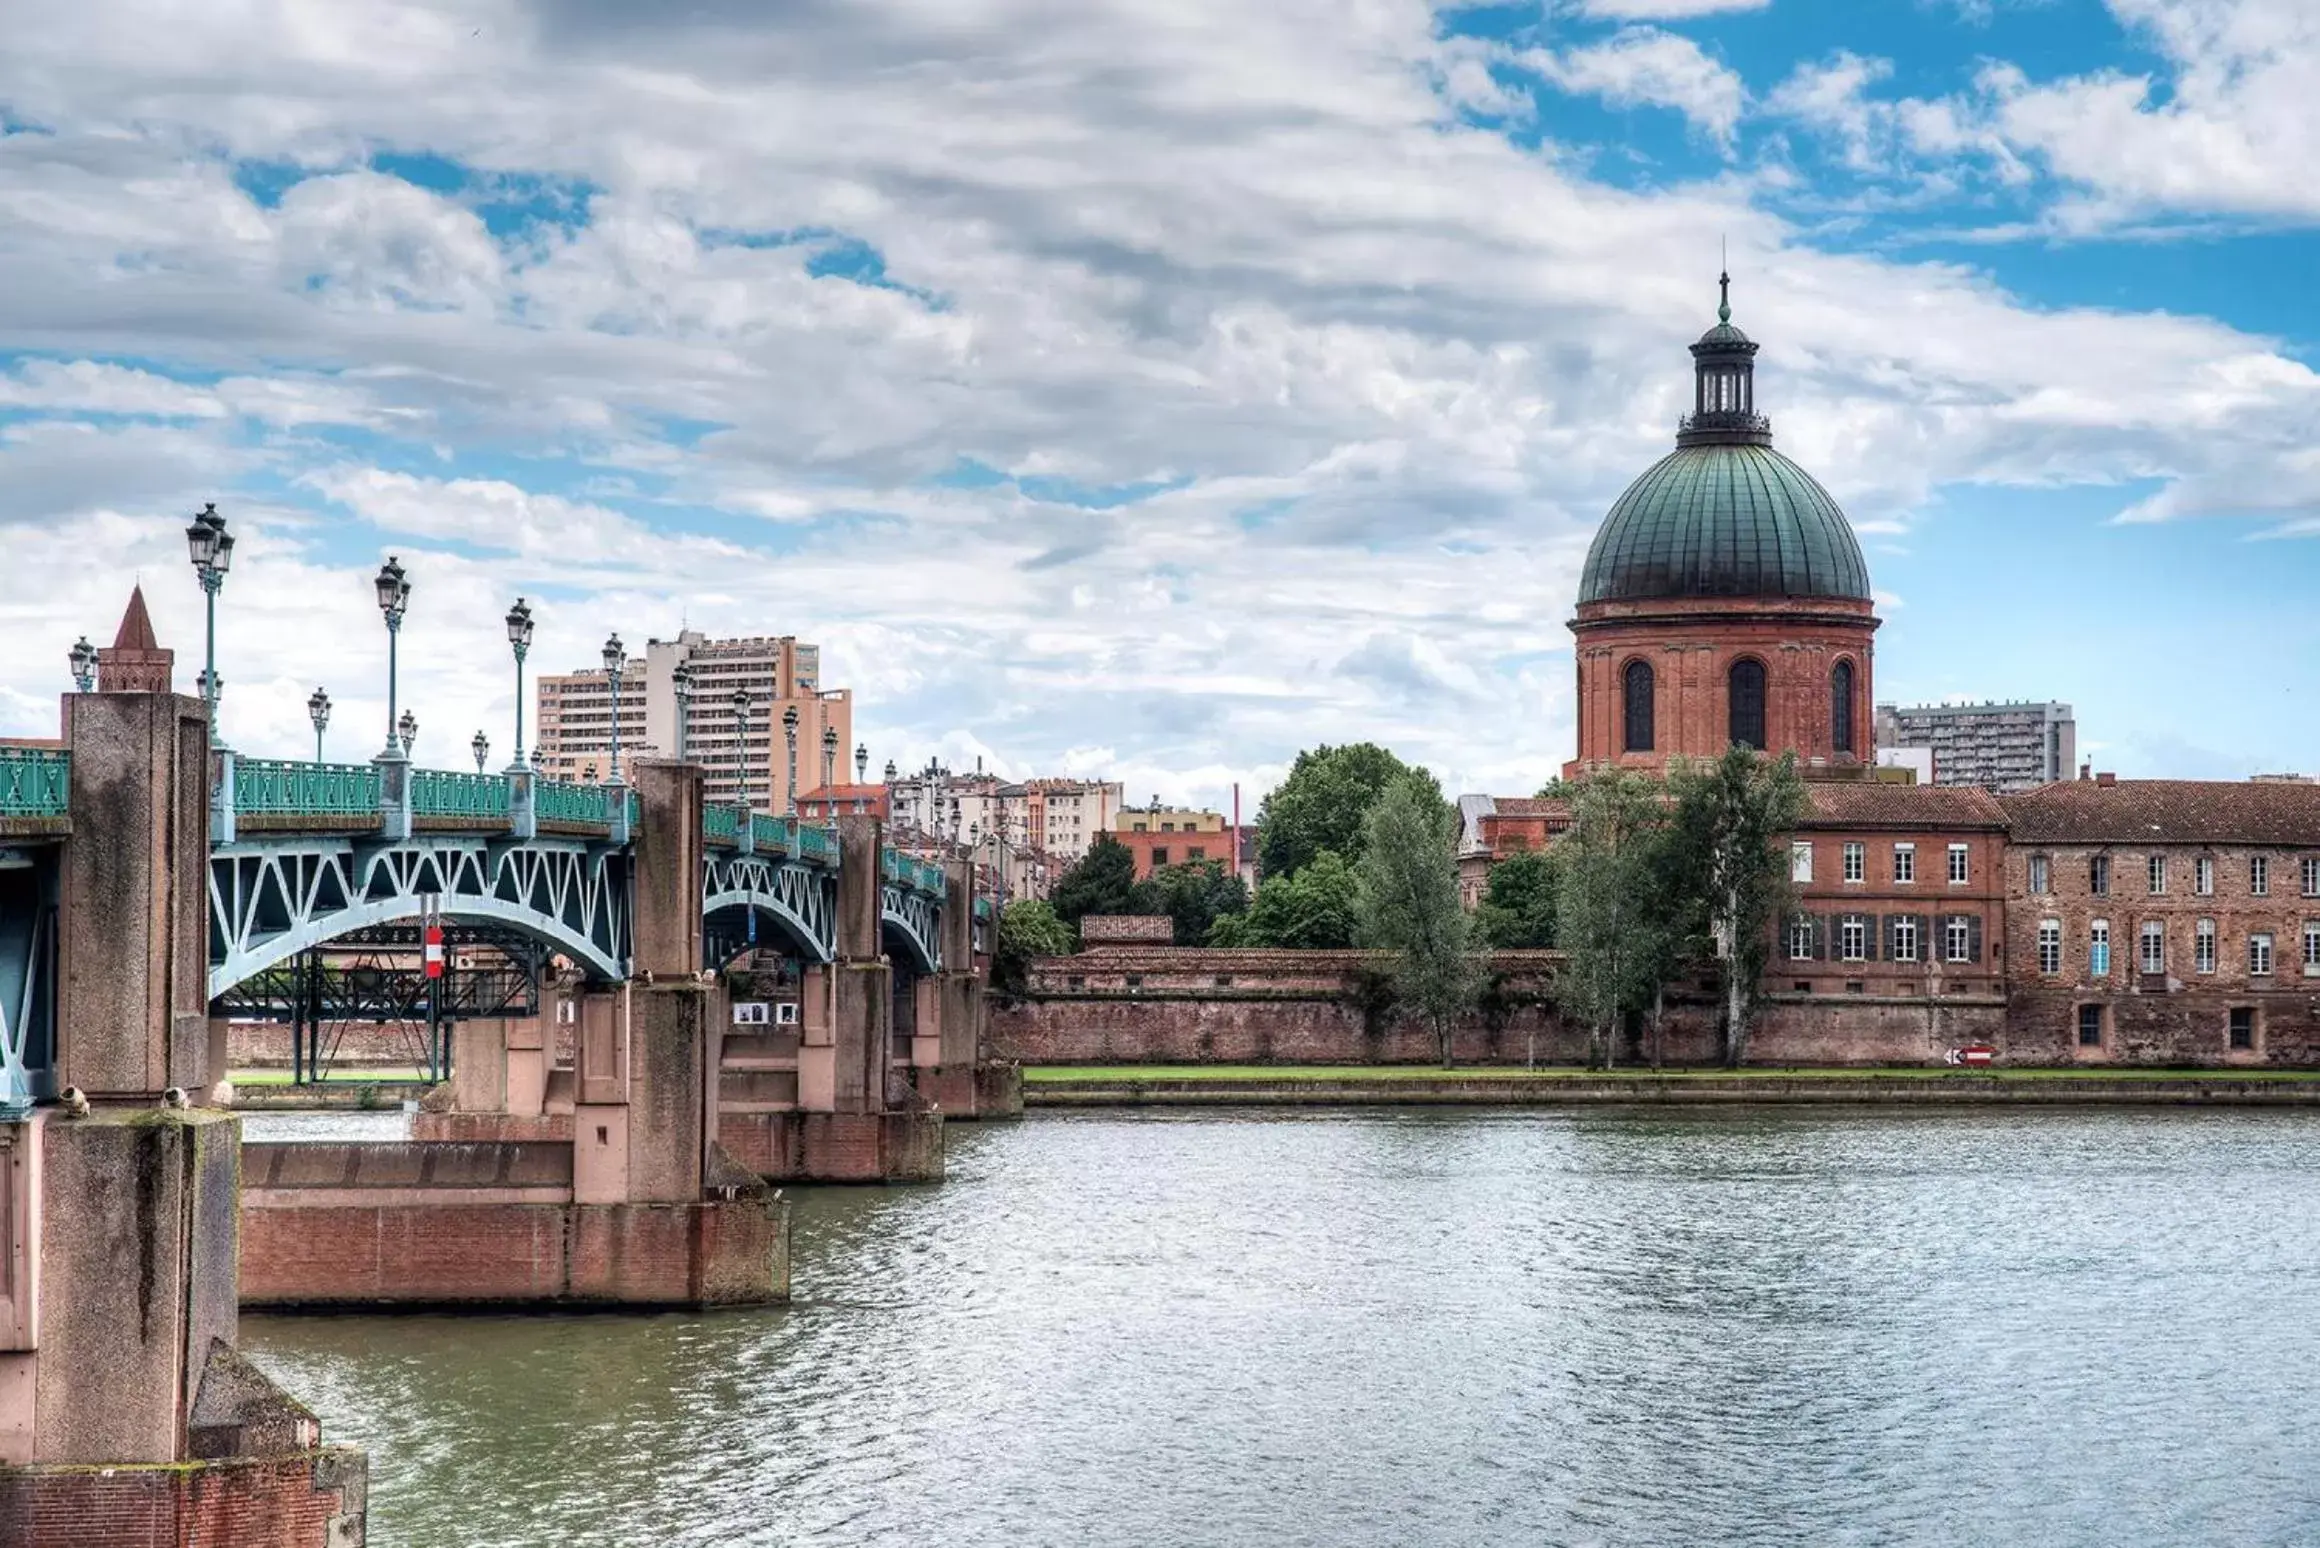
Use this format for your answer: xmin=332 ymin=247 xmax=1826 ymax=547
xmin=1967 ymin=915 xmax=1983 ymax=963
xmin=1868 ymin=913 xmax=1882 ymax=962
xmin=1917 ymin=915 xmax=1933 ymax=961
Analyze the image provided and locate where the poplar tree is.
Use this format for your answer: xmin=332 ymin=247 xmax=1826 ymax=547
xmin=1669 ymin=747 xmax=1808 ymax=1067
xmin=1352 ymin=777 xmax=1480 ymax=1066
xmin=1552 ymin=769 xmax=1667 ymax=1069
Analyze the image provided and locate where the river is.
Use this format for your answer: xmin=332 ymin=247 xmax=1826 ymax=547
xmin=243 ymin=1107 xmax=2320 ymax=1546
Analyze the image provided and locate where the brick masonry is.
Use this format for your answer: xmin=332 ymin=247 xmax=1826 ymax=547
xmin=0 ymin=1448 xmax=365 ymax=1548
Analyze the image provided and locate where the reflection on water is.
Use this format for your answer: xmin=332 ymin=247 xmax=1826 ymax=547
xmin=244 ymin=1108 xmax=2320 ymax=1547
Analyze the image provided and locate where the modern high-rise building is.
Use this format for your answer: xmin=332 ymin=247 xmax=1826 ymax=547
xmin=535 ymin=630 xmax=851 ymax=811
xmin=1874 ymin=700 xmax=2077 ymax=793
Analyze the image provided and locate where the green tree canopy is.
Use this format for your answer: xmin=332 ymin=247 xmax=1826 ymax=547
xmin=993 ymin=898 xmax=1076 ymax=997
xmin=1213 ymin=849 xmax=1360 ymax=948
xmin=1553 ymin=769 xmax=1673 ymax=1069
xmin=1353 ymin=777 xmax=1481 ymax=1065
xmin=1667 ymin=747 xmax=1808 ymax=1066
xmin=1256 ymin=743 xmax=1442 ymax=880
xmin=1475 ymin=848 xmax=1561 ymax=950
xmin=1048 ymin=833 xmax=1140 ymax=931
xmin=1143 ymin=860 xmax=1249 ymax=947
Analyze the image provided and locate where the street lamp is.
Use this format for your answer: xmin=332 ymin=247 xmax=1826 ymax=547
xmin=782 ymin=705 xmax=799 ymax=817
xmin=505 ymin=598 xmax=533 ymax=769
xmin=672 ymin=661 xmax=694 ymax=761
xmin=196 ymin=668 xmax=222 ymax=718
xmin=68 ymin=636 xmax=97 ymax=693
xmin=373 ymin=557 xmax=411 ymax=758
xmin=307 ymin=687 xmax=331 ymax=763
xmin=398 ymin=708 xmax=418 ymax=758
xmin=821 ymin=724 xmax=838 ymax=792
xmin=855 ymin=742 xmax=868 ymax=784
xmin=730 ymin=687 xmax=753 ymax=811
xmin=472 ymin=730 xmax=489 ymax=773
xmin=601 ymin=633 xmax=626 ymax=785
xmin=184 ymin=503 xmax=234 ymax=743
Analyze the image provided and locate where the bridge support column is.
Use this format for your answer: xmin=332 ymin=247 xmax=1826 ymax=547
xmin=909 ymin=860 xmax=1020 ymax=1120
xmin=1 ymin=688 xmax=365 ymax=1544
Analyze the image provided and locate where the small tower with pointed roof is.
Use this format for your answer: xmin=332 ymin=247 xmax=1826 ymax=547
xmin=96 ymin=584 xmax=176 ymax=694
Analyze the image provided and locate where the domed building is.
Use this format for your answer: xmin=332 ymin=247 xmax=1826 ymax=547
xmin=1567 ymin=280 xmax=1877 ymax=778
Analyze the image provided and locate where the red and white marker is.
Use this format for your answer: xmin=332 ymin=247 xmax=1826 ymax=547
xmin=423 ymin=922 xmax=445 ymax=980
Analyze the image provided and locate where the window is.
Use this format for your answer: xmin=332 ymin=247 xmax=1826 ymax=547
xmin=1792 ymin=841 xmax=1813 ymax=883
xmin=2078 ymin=1005 xmax=2104 ymax=1047
xmin=1623 ymin=659 xmax=1655 ymax=753
xmin=1789 ymin=917 xmax=1815 ymax=961
xmin=2305 ymin=857 xmax=2320 ymax=898
xmin=2194 ymin=919 xmax=2215 ymax=975
xmin=1892 ymin=844 xmax=1915 ymax=884
xmin=2090 ymin=919 xmax=2111 ymax=978
xmin=2038 ymin=920 xmax=2061 ymax=974
xmin=2028 ymin=854 xmax=2050 ymax=895
xmin=2229 ymin=1007 xmax=2256 ymax=1050
xmin=1728 ymin=659 xmax=1767 ymax=751
xmin=1891 ymin=916 xmax=1920 ymax=963
xmin=2147 ymin=855 xmax=2167 ymax=895
xmin=1831 ymin=660 xmax=1855 ymax=754
xmin=2090 ymin=856 xmax=2110 ymax=895
xmin=2305 ymin=921 xmax=2320 ymax=974
xmin=1843 ymin=842 xmax=1865 ymax=884
xmin=2252 ymin=855 xmax=2271 ymax=896
xmin=1187 ymin=846 xmax=1206 ymax=861
xmin=1947 ymin=844 xmax=1970 ymax=885
xmin=1151 ymin=847 xmax=1169 ymax=867
xmin=1945 ymin=916 xmax=1972 ymax=963
xmin=1840 ymin=916 xmax=1867 ymax=962
xmin=2140 ymin=921 xmax=2166 ymax=975
xmin=2196 ymin=856 xmax=2214 ymax=895
xmin=2250 ymin=933 xmax=2274 ymax=976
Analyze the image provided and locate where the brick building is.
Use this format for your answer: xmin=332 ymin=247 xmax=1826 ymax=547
xmin=1782 ymin=783 xmax=2009 ymax=1000
xmin=1113 ymin=804 xmax=1234 ymax=879
xmin=2000 ymin=778 xmax=2320 ymax=1064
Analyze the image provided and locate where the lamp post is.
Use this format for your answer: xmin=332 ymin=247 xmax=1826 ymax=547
xmin=731 ymin=687 xmax=753 ymax=812
xmin=68 ymin=637 xmax=97 ymax=693
xmin=505 ymin=598 xmax=533 ymax=769
xmin=601 ymin=633 xmax=626 ymax=785
xmin=672 ymin=661 xmax=694 ymax=762
xmin=308 ymin=687 xmax=331 ymax=763
xmin=374 ymin=557 xmax=411 ymax=758
xmin=398 ymin=709 xmax=417 ymax=758
xmin=855 ymin=742 xmax=868 ymax=784
xmin=472 ymin=730 xmax=489 ymax=773
xmin=184 ymin=503 xmax=234 ymax=743
xmin=782 ymin=705 xmax=799 ymax=818
xmin=821 ymin=724 xmax=838 ymax=793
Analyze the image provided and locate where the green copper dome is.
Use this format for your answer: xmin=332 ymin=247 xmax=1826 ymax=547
xmin=1578 ymin=277 xmax=1871 ymax=606
xmin=1579 ymin=443 xmax=1870 ymax=604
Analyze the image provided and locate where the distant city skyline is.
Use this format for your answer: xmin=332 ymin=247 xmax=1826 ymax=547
xmin=3 ymin=0 xmax=2315 ymax=809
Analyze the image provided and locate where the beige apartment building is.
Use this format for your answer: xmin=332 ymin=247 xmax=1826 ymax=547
xmin=535 ymin=630 xmax=851 ymax=811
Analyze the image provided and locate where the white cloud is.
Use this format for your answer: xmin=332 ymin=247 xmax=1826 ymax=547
xmin=1574 ymin=0 xmax=1770 ymax=18
xmin=1765 ymin=51 xmax=1895 ymax=170
xmin=1518 ymin=28 xmax=1748 ymax=147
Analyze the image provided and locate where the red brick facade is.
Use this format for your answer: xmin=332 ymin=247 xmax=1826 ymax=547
xmin=0 ymin=1451 xmax=364 ymax=1548
xmin=1782 ymin=782 xmax=2009 ymax=1000
xmin=1568 ymin=595 xmax=1877 ymax=779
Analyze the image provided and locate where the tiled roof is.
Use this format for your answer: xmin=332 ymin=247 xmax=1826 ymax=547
xmin=1488 ymin=797 xmax=1569 ymax=819
xmin=1799 ymin=781 xmax=2008 ymax=830
xmin=113 ymin=585 xmax=160 ymax=651
xmin=2000 ymin=780 xmax=2320 ymax=845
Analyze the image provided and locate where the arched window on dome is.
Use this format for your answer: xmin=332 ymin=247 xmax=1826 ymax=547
xmin=1728 ymin=659 xmax=1767 ymax=751
xmin=1622 ymin=659 xmax=1654 ymax=753
xmin=1831 ymin=659 xmax=1855 ymax=755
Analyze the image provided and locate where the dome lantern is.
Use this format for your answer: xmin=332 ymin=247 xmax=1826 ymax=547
xmin=1679 ymin=270 xmax=1770 ymax=449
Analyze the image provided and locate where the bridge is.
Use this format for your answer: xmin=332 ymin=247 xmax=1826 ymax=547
xmin=0 ymin=597 xmax=1015 ymax=1540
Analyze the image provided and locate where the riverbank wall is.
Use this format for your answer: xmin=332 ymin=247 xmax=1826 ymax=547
xmin=1025 ymin=1070 xmax=2320 ymax=1106
xmin=237 ymin=1141 xmax=788 ymax=1308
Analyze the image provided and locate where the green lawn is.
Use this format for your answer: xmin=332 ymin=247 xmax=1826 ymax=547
xmin=1022 ymin=1063 xmax=2320 ymax=1083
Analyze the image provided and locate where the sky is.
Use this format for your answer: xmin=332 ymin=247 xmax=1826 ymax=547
xmin=2 ymin=0 xmax=2317 ymax=807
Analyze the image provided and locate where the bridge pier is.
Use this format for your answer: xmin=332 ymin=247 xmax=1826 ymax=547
xmin=903 ymin=861 xmax=1021 ymax=1120
xmin=0 ymin=683 xmax=365 ymax=1544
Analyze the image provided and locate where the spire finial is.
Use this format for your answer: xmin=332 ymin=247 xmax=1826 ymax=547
xmin=1718 ymin=238 xmax=1731 ymax=324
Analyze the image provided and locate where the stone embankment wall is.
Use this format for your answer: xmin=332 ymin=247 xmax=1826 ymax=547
xmin=0 ymin=1452 xmax=364 ymax=1547
xmin=989 ymin=947 xmax=2017 ymax=1067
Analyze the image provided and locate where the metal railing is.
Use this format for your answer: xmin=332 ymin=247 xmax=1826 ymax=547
xmin=750 ymin=812 xmax=794 ymax=855
xmin=703 ymin=804 xmax=742 ymax=843
xmin=535 ymin=778 xmax=614 ymax=827
xmin=0 ymin=746 xmax=69 ymax=818
xmin=881 ymin=850 xmax=946 ymax=896
xmin=798 ymin=824 xmax=839 ymax=865
xmin=235 ymin=758 xmax=381 ymax=817
xmin=411 ymin=769 xmax=512 ymax=821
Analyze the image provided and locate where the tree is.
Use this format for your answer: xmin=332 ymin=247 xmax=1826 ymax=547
xmin=1475 ymin=848 xmax=1561 ymax=950
xmin=1143 ymin=860 xmax=1249 ymax=947
xmin=1553 ymin=769 xmax=1670 ymax=1069
xmin=1213 ymin=849 xmax=1361 ymax=948
xmin=1048 ymin=833 xmax=1140 ymax=932
xmin=1256 ymin=743 xmax=1442 ymax=880
xmin=1353 ymin=777 xmax=1481 ymax=1066
xmin=993 ymin=898 xmax=1076 ymax=998
xmin=1666 ymin=746 xmax=1808 ymax=1067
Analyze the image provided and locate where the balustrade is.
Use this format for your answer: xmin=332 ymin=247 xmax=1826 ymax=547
xmin=0 ymin=746 xmax=69 ymax=818
xmin=234 ymin=757 xmax=380 ymax=817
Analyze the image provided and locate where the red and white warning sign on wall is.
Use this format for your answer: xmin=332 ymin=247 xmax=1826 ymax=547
xmin=423 ymin=921 xmax=445 ymax=980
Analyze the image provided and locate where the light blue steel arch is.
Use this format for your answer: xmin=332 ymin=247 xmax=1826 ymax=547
xmin=701 ymin=850 xmax=836 ymax=965
xmin=881 ymin=883 xmax=941 ymax=974
xmin=207 ymin=836 xmax=628 ymax=998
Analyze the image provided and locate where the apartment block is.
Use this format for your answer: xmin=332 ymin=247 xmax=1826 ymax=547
xmin=1875 ymin=700 xmax=2077 ymax=793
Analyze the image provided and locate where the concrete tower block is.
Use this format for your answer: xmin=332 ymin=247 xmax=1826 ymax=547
xmin=56 ymin=692 xmax=211 ymax=1098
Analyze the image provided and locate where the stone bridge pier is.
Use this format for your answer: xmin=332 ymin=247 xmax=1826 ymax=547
xmin=0 ymin=688 xmax=366 ymax=1544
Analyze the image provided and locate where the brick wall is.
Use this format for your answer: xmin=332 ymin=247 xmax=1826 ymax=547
xmin=0 ymin=1449 xmax=364 ymax=1547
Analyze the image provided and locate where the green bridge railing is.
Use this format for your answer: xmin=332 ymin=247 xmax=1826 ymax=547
xmin=411 ymin=769 xmax=512 ymax=821
xmin=535 ymin=778 xmax=614 ymax=827
xmin=0 ymin=746 xmax=69 ymax=818
xmin=882 ymin=850 xmax=947 ymax=896
xmin=235 ymin=758 xmax=381 ymax=817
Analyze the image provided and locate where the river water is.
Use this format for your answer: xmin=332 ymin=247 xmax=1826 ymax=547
xmin=243 ymin=1108 xmax=2320 ymax=1546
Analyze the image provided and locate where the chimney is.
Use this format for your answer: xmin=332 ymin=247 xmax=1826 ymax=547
xmin=2096 ymin=771 xmax=2116 ymax=788
xmin=2079 ymin=761 xmax=2092 ymax=781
